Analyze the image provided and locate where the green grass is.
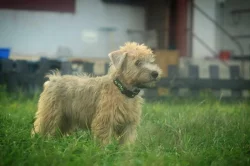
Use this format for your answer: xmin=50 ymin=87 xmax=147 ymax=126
xmin=0 ymin=88 xmax=250 ymax=166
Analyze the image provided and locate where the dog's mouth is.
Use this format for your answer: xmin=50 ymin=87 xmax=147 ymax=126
xmin=134 ymin=74 xmax=162 ymax=89
xmin=135 ymin=80 xmax=158 ymax=89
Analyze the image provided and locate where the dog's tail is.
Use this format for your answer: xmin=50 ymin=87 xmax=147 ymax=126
xmin=45 ymin=69 xmax=61 ymax=78
xmin=42 ymin=70 xmax=61 ymax=88
xmin=45 ymin=69 xmax=61 ymax=81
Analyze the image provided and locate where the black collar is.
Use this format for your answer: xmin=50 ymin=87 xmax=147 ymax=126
xmin=113 ymin=78 xmax=140 ymax=98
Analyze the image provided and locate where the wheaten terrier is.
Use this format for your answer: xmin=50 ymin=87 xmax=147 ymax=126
xmin=32 ymin=42 xmax=162 ymax=145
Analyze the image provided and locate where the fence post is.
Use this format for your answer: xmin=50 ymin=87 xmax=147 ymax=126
xmin=188 ymin=65 xmax=199 ymax=95
xmin=209 ymin=65 xmax=220 ymax=97
xmin=6 ymin=72 xmax=19 ymax=93
xmin=38 ymin=58 xmax=50 ymax=74
xmin=61 ymin=61 xmax=72 ymax=75
xmin=168 ymin=65 xmax=178 ymax=96
xmin=0 ymin=59 xmax=13 ymax=72
xmin=15 ymin=60 xmax=29 ymax=73
xmin=83 ymin=62 xmax=94 ymax=74
xmin=0 ymin=59 xmax=13 ymax=85
xmin=105 ymin=63 xmax=110 ymax=74
xmin=230 ymin=65 xmax=242 ymax=97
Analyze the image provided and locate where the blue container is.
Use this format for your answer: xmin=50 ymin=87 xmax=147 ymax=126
xmin=0 ymin=48 xmax=11 ymax=59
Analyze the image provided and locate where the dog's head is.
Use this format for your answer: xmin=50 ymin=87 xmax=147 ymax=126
xmin=109 ymin=42 xmax=162 ymax=88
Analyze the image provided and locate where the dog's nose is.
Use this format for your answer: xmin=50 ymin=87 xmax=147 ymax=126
xmin=151 ymin=71 xmax=159 ymax=79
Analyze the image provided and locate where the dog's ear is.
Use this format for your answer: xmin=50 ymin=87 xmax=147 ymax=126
xmin=108 ymin=50 xmax=127 ymax=70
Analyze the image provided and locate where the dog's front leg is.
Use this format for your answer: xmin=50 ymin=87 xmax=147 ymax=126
xmin=119 ymin=124 xmax=137 ymax=145
xmin=91 ymin=113 xmax=113 ymax=145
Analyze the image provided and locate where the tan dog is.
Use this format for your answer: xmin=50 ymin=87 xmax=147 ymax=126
xmin=32 ymin=42 xmax=162 ymax=145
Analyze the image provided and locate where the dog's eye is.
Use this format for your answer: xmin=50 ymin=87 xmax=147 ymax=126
xmin=135 ymin=60 xmax=141 ymax=66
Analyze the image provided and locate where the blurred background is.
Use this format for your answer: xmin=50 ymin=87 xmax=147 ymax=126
xmin=0 ymin=0 xmax=250 ymax=98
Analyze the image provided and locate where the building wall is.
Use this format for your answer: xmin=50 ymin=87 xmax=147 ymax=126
xmin=192 ymin=0 xmax=217 ymax=58
xmin=220 ymin=0 xmax=250 ymax=56
xmin=0 ymin=0 xmax=145 ymax=58
xmin=192 ymin=0 xmax=250 ymax=58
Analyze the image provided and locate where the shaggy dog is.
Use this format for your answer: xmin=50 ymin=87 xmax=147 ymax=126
xmin=32 ymin=42 xmax=162 ymax=145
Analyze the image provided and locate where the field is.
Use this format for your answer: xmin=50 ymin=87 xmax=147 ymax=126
xmin=0 ymin=89 xmax=250 ymax=166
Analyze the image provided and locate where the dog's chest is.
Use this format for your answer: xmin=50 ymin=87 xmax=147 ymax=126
xmin=113 ymin=97 xmax=142 ymax=125
xmin=101 ymin=83 xmax=143 ymax=126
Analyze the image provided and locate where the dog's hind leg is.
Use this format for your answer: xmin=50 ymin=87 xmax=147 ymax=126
xmin=32 ymin=95 xmax=65 ymax=137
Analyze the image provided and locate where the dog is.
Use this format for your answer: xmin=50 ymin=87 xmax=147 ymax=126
xmin=32 ymin=42 xmax=162 ymax=145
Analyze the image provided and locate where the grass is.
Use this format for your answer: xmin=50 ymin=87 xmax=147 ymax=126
xmin=0 ymin=88 xmax=250 ymax=166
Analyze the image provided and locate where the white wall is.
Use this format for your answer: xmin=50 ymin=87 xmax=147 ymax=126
xmin=192 ymin=0 xmax=217 ymax=58
xmin=220 ymin=0 xmax=250 ymax=55
xmin=0 ymin=0 xmax=145 ymax=58
xmin=192 ymin=0 xmax=250 ymax=58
